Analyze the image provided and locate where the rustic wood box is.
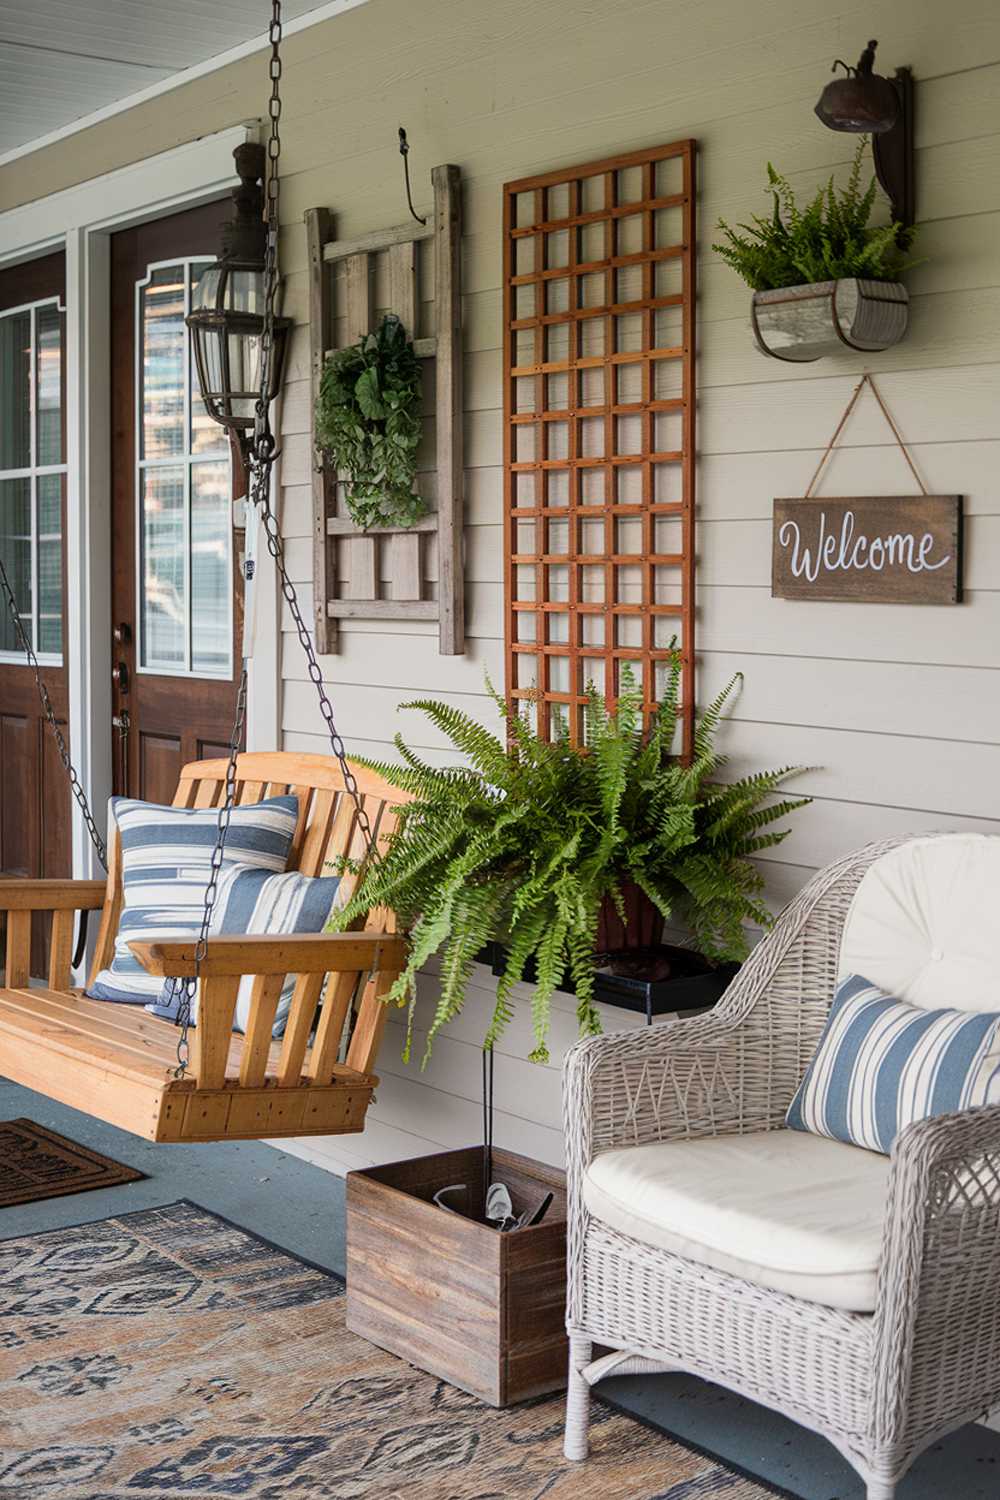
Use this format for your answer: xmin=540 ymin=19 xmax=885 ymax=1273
xmin=346 ymin=1146 xmax=568 ymax=1407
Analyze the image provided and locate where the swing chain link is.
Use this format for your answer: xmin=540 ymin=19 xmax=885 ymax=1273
xmin=256 ymin=502 xmax=376 ymax=856
xmin=247 ymin=0 xmax=375 ymax=859
xmin=174 ymin=0 xmax=283 ymax=1076
xmin=0 ymin=554 xmax=108 ymax=872
xmin=175 ymin=0 xmax=374 ymax=1075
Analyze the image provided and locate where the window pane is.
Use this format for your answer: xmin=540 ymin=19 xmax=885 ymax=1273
xmin=190 ymin=262 xmax=227 ymax=456
xmin=140 ymin=265 xmax=185 ymax=460
xmin=37 ymin=472 xmax=63 ymax=655
xmin=191 ymin=460 xmax=231 ymax=674
xmin=36 ymin=303 xmax=63 ymax=466
xmin=0 ymin=477 xmax=32 ymax=651
xmin=140 ymin=466 xmax=186 ymax=668
xmin=0 ymin=310 xmax=31 ymax=470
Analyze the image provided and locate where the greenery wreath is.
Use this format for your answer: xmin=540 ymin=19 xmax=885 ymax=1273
xmin=315 ymin=312 xmax=425 ymax=529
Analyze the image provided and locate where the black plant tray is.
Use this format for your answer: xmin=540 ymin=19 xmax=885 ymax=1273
xmin=479 ymin=942 xmax=739 ymax=1022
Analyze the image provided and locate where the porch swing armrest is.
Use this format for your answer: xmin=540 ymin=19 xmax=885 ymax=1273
xmin=128 ymin=931 xmax=409 ymax=978
xmin=0 ymin=879 xmax=107 ymax=912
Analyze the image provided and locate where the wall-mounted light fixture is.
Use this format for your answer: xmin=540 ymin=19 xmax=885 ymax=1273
xmin=815 ymin=39 xmax=915 ymax=229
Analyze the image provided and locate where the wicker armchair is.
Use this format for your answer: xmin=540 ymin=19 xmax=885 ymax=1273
xmin=563 ymin=838 xmax=1000 ymax=1500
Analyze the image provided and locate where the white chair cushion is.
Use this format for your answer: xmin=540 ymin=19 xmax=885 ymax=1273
xmin=583 ymin=1129 xmax=890 ymax=1312
xmin=841 ymin=834 xmax=1000 ymax=1012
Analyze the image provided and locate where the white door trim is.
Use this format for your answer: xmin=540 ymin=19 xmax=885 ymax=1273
xmin=0 ymin=125 xmax=283 ymax=877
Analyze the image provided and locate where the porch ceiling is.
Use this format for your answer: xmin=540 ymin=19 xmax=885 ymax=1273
xmin=0 ymin=0 xmax=362 ymax=157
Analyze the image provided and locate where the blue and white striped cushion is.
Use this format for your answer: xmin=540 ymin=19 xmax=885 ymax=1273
xmin=787 ymin=973 xmax=1000 ymax=1154
xmin=87 ymin=795 xmax=299 ymax=1005
xmin=147 ymin=865 xmax=342 ymax=1037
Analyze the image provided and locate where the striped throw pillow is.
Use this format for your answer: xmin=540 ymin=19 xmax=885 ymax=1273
xmin=787 ymin=973 xmax=1000 ymax=1154
xmin=147 ymin=866 xmax=343 ymax=1038
xmin=87 ymin=795 xmax=299 ymax=1005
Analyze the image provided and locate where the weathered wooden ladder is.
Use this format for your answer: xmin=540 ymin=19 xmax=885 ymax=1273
xmin=306 ymin=164 xmax=465 ymax=655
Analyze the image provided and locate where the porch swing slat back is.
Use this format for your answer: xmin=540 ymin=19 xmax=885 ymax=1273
xmin=0 ymin=751 xmax=409 ymax=1144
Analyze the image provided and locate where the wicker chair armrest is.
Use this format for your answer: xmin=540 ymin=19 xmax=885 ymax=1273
xmin=872 ymin=1103 xmax=1000 ymax=1443
xmin=563 ymin=1008 xmax=773 ymax=1164
xmin=881 ymin=1102 xmax=1000 ymax=1274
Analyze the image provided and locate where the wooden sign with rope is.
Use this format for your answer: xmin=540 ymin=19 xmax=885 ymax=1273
xmin=772 ymin=373 xmax=963 ymax=606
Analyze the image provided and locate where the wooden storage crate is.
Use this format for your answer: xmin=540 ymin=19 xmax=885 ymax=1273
xmin=346 ymin=1146 xmax=568 ymax=1407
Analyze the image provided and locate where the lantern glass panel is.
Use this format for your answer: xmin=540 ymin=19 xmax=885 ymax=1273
xmin=192 ymin=264 xmax=224 ymax=314
xmin=228 ymin=267 xmax=265 ymax=315
xmin=190 ymin=264 xmax=227 ymax=454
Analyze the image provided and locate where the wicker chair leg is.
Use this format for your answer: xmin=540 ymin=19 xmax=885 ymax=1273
xmin=564 ymin=1335 xmax=593 ymax=1461
xmin=866 ymin=1481 xmax=895 ymax=1499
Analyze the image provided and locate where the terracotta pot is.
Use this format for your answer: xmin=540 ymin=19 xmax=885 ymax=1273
xmin=595 ymin=880 xmax=665 ymax=953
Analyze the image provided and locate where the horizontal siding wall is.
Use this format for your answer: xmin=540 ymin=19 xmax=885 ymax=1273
xmin=6 ymin=0 xmax=999 ymax=1174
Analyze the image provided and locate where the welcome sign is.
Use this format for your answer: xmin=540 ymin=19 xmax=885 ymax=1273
xmin=772 ymin=496 xmax=963 ymax=605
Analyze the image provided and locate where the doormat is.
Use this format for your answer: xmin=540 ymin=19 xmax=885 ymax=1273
xmin=0 ymin=1118 xmax=145 ymax=1208
xmin=0 ymin=1199 xmax=788 ymax=1499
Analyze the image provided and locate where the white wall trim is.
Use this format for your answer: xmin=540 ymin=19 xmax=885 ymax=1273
xmin=0 ymin=0 xmax=371 ymax=171
xmin=0 ymin=124 xmax=282 ymax=877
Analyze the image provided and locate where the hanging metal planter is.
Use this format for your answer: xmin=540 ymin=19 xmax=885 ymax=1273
xmin=751 ymin=277 xmax=908 ymax=362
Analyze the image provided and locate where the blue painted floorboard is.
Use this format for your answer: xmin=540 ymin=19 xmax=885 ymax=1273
xmin=3 ymin=1075 xmax=999 ymax=1498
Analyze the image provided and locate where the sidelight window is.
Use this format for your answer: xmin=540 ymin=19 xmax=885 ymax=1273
xmin=0 ymin=298 xmax=66 ymax=661
xmin=136 ymin=259 xmax=232 ymax=678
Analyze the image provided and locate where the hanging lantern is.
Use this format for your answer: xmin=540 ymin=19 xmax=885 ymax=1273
xmin=186 ymin=141 xmax=291 ymax=463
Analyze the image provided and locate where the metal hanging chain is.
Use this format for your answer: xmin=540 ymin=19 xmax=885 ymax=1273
xmin=0 ymin=554 xmax=108 ymax=872
xmin=255 ymin=500 xmax=376 ymax=858
xmin=173 ymin=0 xmax=285 ymax=1075
xmin=248 ymin=0 xmax=375 ymax=859
xmin=175 ymin=0 xmax=376 ymax=1073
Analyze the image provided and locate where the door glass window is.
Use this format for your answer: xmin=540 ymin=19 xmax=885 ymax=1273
xmin=0 ymin=298 xmax=66 ymax=660
xmin=136 ymin=259 xmax=231 ymax=676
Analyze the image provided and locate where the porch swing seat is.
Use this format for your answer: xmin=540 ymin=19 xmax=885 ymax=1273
xmin=0 ymin=752 xmax=409 ymax=1144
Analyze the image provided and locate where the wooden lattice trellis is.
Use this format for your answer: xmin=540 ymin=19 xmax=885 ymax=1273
xmin=502 ymin=140 xmax=696 ymax=750
xmin=307 ymin=164 xmax=464 ymax=655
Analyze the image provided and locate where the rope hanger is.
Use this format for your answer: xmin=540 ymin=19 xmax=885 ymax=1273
xmin=804 ymin=372 xmax=928 ymax=499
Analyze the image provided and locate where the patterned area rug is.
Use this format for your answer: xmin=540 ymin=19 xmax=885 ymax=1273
xmin=0 ymin=1200 xmax=786 ymax=1499
xmin=0 ymin=1118 xmax=145 ymax=1208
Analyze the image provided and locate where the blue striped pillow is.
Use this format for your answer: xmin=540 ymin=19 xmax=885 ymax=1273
xmin=147 ymin=865 xmax=342 ymax=1038
xmin=87 ymin=795 xmax=299 ymax=1005
xmin=787 ymin=973 xmax=1000 ymax=1154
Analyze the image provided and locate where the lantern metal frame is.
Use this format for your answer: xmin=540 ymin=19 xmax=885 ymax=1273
xmin=186 ymin=141 xmax=292 ymax=465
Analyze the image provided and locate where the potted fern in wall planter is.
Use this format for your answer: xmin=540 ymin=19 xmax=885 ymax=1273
xmin=714 ymin=140 xmax=917 ymax=362
xmin=335 ymin=663 xmax=809 ymax=1064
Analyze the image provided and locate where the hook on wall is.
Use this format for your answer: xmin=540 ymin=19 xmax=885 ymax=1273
xmin=398 ymin=126 xmax=427 ymax=226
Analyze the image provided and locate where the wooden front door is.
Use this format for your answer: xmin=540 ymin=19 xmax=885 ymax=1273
xmin=0 ymin=251 xmax=71 ymax=970
xmin=110 ymin=202 xmax=244 ymax=805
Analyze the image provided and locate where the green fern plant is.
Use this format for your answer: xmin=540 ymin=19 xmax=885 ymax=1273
xmin=713 ymin=139 xmax=917 ymax=291
xmin=334 ymin=666 xmax=809 ymax=1064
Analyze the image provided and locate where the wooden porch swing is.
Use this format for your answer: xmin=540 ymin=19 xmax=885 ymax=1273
xmin=0 ymin=6 xmax=423 ymax=1150
xmin=0 ymin=751 xmax=410 ymax=1144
